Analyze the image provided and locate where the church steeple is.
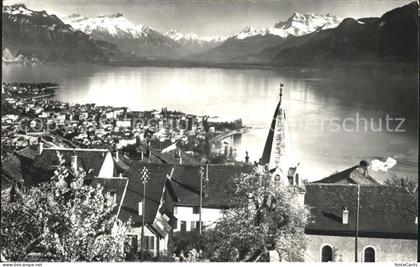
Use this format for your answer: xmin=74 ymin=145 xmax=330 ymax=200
xmin=260 ymin=83 xmax=296 ymax=181
xmin=279 ymin=83 xmax=284 ymax=106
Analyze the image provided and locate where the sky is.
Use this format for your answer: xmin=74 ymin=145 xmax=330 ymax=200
xmin=3 ymin=0 xmax=413 ymax=36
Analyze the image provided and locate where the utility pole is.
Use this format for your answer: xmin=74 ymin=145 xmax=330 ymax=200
xmin=199 ymin=166 xmax=204 ymax=234
xmin=140 ymin=167 xmax=150 ymax=262
xmin=355 ymin=184 xmax=360 ymax=262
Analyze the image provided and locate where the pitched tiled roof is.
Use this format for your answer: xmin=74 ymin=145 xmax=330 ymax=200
xmin=1 ymin=154 xmax=24 ymax=184
xmin=304 ymin=184 xmax=417 ymax=239
xmin=151 ymin=150 xmax=202 ymax=165
xmin=15 ymin=146 xmax=38 ymax=161
xmin=313 ymin=166 xmax=380 ymax=185
xmin=1 ymin=176 xmax=13 ymax=192
xmin=88 ymin=177 xmax=129 ymax=217
xmin=171 ymin=164 xmax=254 ymax=208
xmin=118 ymin=160 xmax=176 ymax=226
xmin=33 ymin=149 xmax=108 ymax=178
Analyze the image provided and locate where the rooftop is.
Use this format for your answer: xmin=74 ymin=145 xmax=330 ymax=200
xmin=305 ymin=183 xmax=417 ymax=239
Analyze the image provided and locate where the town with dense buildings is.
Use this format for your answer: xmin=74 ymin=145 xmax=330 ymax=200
xmin=1 ymin=82 xmax=417 ymax=263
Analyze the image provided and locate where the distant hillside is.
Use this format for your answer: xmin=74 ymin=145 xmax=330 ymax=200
xmin=271 ymin=2 xmax=418 ymax=66
xmin=2 ymin=4 xmax=133 ymax=63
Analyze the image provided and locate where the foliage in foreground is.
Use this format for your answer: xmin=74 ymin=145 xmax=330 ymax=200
xmin=1 ymin=152 xmax=131 ymax=262
xmin=384 ymin=175 xmax=417 ymax=195
xmin=172 ymin=167 xmax=310 ymax=262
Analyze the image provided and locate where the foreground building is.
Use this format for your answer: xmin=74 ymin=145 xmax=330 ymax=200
xmin=259 ymin=85 xmax=417 ymax=262
xmin=304 ymin=183 xmax=417 ymax=262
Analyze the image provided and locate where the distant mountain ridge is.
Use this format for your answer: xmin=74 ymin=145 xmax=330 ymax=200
xmin=61 ymin=13 xmax=184 ymax=60
xmin=165 ymin=30 xmax=227 ymax=54
xmin=270 ymin=1 xmax=418 ymax=66
xmin=235 ymin=12 xmax=341 ymax=40
xmin=193 ymin=12 xmax=342 ymax=63
xmin=2 ymin=2 xmax=417 ymax=67
xmin=2 ymin=4 xmax=131 ymax=63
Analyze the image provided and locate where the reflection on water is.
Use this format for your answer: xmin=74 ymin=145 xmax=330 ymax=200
xmin=2 ymin=63 xmax=418 ymax=180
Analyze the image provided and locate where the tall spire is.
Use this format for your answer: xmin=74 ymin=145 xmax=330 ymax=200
xmin=260 ymin=83 xmax=294 ymax=174
xmin=279 ymin=83 xmax=284 ymax=107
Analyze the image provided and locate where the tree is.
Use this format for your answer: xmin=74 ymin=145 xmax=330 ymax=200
xmin=384 ymin=175 xmax=418 ymax=195
xmin=1 ymin=152 xmax=131 ymax=262
xmin=202 ymin=167 xmax=310 ymax=262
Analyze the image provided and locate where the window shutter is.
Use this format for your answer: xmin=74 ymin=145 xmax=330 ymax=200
xmin=149 ymin=236 xmax=155 ymax=250
xmin=180 ymin=221 xmax=186 ymax=233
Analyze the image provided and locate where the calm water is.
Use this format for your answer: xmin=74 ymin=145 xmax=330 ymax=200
xmin=2 ymin=63 xmax=418 ymax=181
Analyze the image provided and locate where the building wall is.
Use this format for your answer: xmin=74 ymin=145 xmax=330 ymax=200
xmin=98 ymin=152 xmax=115 ymax=178
xmin=305 ymin=234 xmax=417 ymax=262
xmin=173 ymin=206 xmax=224 ymax=232
xmin=129 ymin=226 xmax=169 ymax=256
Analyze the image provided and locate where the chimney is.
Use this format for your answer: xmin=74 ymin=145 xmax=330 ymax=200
xmin=38 ymin=142 xmax=44 ymax=155
xmin=359 ymin=160 xmax=369 ymax=176
xmin=71 ymin=154 xmax=78 ymax=173
xmin=245 ymin=151 xmax=249 ymax=163
xmin=342 ymin=206 xmax=349 ymax=224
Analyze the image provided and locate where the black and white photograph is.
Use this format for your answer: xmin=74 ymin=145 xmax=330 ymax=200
xmin=0 ymin=0 xmax=418 ymax=264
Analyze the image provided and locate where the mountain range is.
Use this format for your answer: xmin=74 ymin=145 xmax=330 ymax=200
xmin=2 ymin=2 xmax=418 ymax=66
xmin=271 ymin=1 xmax=418 ymax=66
xmin=61 ymin=13 xmax=184 ymax=59
xmin=2 ymin=4 xmax=132 ymax=63
xmin=189 ymin=12 xmax=342 ymax=63
xmin=62 ymin=14 xmax=228 ymax=58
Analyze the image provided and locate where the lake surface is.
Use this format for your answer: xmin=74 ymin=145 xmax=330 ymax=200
xmin=2 ymin=63 xmax=418 ymax=181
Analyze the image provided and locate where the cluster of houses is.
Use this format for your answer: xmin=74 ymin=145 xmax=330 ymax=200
xmin=2 ymin=83 xmax=240 ymax=156
xmin=1 ymin=86 xmax=417 ymax=262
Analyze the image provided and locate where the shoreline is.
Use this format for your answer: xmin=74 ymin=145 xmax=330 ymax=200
xmin=3 ymin=60 xmax=418 ymax=75
xmin=24 ymin=92 xmax=56 ymax=99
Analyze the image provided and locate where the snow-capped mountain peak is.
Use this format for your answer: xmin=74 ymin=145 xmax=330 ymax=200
xmin=165 ymin=30 xmax=227 ymax=53
xmin=3 ymin=4 xmax=52 ymax=18
xmin=166 ymin=30 xmax=227 ymax=44
xmin=234 ymin=12 xmax=341 ymax=40
xmin=62 ymin=13 xmax=152 ymax=39
xmin=3 ymin=4 xmax=34 ymax=16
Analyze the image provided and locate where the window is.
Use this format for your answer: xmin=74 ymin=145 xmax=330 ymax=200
xmin=142 ymin=236 xmax=155 ymax=250
xmin=364 ymin=247 xmax=375 ymax=262
xmin=110 ymin=190 xmax=117 ymax=202
xmin=192 ymin=207 xmax=200 ymax=214
xmin=195 ymin=221 xmax=204 ymax=230
xmin=126 ymin=235 xmax=138 ymax=253
xmin=321 ymin=245 xmax=333 ymax=262
xmin=180 ymin=221 xmax=186 ymax=233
